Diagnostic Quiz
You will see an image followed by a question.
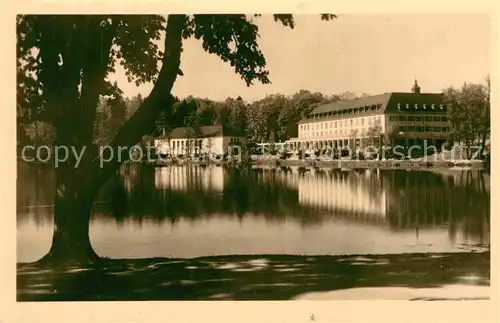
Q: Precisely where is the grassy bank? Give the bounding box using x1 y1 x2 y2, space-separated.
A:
17 251 489 301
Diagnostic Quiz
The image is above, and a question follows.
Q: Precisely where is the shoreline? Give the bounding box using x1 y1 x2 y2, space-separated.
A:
17 251 490 301
146 158 486 170
17 156 487 171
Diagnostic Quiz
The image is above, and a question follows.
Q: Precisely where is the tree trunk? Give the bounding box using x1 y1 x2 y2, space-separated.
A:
466 142 472 160
35 15 186 266
47 193 97 264
38 163 100 266
478 131 488 158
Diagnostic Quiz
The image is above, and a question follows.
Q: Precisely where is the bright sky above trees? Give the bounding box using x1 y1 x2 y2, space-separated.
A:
108 14 490 101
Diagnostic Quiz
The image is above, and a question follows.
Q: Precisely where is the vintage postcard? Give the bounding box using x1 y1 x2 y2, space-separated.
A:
2 0 499 322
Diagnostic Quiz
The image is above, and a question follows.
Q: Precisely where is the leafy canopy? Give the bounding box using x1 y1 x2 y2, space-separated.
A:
443 81 490 143
17 14 336 130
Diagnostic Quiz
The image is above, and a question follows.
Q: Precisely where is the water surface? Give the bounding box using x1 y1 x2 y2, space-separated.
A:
17 163 490 263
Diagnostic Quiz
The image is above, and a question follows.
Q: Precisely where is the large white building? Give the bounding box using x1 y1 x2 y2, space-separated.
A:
285 82 450 152
154 125 245 157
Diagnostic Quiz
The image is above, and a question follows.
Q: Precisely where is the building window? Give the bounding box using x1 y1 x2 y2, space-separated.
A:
441 116 447 122
361 118 364 125
398 126 405 132
442 127 448 132
407 126 415 132
334 121 337 128
415 116 422 121
425 116 432 121
433 116 440 121
433 126 440 132
416 126 423 132
425 126 431 132
397 116 405 121
350 120 353 126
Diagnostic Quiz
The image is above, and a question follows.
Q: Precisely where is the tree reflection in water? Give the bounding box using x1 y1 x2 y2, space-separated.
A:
96 164 490 245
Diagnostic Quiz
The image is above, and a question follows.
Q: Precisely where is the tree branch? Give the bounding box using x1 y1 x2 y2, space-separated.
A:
78 16 116 144
89 14 186 194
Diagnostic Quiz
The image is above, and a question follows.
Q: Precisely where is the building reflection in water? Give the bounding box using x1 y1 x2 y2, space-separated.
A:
297 169 387 220
154 165 227 192
248 166 489 245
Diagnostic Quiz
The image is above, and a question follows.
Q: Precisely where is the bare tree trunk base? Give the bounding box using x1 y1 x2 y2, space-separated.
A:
36 247 101 268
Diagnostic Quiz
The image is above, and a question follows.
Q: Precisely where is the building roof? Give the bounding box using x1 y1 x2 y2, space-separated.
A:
299 92 445 124
157 125 237 139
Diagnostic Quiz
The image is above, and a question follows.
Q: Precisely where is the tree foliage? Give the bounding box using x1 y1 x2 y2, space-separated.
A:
17 14 337 149
443 78 490 159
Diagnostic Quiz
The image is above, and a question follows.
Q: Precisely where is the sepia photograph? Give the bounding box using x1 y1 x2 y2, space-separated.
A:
15 11 492 307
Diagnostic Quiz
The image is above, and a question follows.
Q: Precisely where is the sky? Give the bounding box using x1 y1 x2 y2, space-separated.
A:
109 14 491 102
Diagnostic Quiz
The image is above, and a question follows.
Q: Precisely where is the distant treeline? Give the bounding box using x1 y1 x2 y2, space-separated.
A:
17 90 360 148
17 78 491 160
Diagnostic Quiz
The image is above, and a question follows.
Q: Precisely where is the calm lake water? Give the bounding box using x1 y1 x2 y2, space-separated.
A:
17 162 490 263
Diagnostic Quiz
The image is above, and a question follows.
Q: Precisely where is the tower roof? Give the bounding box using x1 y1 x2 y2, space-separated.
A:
412 79 421 93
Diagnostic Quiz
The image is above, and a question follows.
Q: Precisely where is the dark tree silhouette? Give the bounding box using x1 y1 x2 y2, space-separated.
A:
17 14 336 265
